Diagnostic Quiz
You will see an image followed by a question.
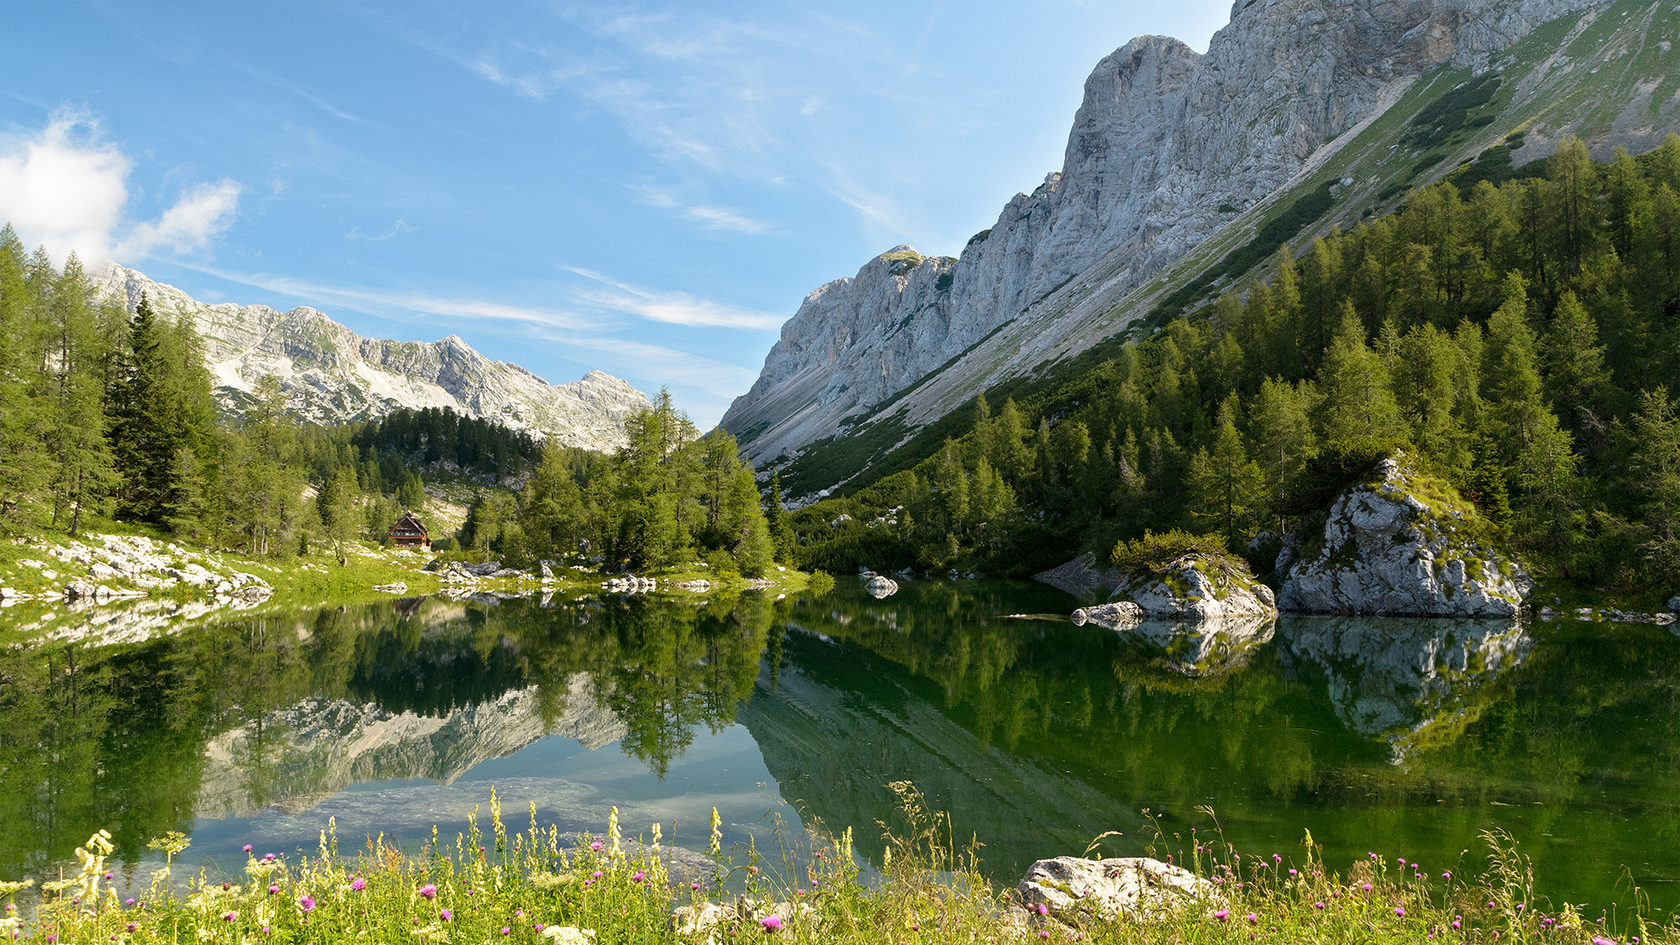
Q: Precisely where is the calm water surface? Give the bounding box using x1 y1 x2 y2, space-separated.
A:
2 581 1678 910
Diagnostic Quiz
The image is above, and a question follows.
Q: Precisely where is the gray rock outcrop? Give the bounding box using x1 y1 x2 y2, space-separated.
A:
1280 456 1531 616
1100 552 1276 621
863 574 899 599
1017 856 1215 921
97 265 650 453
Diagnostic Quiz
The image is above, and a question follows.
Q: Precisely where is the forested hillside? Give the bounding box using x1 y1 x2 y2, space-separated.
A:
0 230 776 576
793 135 1680 600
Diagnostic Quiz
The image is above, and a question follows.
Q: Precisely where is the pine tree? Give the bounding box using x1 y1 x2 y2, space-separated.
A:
44 255 116 536
1318 303 1406 444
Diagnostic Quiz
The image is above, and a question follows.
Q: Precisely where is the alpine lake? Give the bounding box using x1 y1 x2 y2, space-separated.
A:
3 578 1679 913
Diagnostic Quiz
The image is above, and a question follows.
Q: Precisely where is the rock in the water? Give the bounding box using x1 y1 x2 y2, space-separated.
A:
1280 455 1530 616
863 575 899 598
1017 856 1214 921
373 582 407 594
1071 600 1144 629
1668 593 1680 613
1110 553 1275 620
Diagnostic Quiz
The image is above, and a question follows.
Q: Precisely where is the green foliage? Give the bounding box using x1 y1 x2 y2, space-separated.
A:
1110 529 1230 578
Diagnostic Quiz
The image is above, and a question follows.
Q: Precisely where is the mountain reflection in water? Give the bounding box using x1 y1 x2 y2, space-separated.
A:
2 581 1678 911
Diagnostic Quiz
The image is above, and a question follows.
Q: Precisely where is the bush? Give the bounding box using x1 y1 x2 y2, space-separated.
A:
1110 528 1230 577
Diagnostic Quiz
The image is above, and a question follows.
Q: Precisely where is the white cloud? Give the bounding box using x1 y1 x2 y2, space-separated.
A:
347 218 416 242
115 179 241 259
564 266 784 330
631 185 773 235
0 110 240 266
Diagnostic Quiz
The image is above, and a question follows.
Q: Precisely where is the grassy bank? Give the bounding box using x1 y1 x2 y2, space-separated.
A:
0 523 808 611
4 794 1668 945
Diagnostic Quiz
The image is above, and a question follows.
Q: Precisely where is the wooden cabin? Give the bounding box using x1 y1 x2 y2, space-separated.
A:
388 511 430 550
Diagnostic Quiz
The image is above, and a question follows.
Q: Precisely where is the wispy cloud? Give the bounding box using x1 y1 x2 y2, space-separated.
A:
175 263 600 334
0 110 241 266
564 266 784 330
631 185 774 234
347 218 416 242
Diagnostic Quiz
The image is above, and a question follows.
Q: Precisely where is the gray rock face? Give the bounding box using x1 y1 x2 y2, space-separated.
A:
1108 553 1277 620
723 0 1608 484
96 265 650 453
1017 856 1214 921
1280 457 1531 616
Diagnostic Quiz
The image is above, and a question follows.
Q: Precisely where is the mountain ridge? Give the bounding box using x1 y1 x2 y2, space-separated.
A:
722 0 1672 498
96 265 651 453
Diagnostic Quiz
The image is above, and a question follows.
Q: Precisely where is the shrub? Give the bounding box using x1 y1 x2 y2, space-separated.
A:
1110 528 1230 577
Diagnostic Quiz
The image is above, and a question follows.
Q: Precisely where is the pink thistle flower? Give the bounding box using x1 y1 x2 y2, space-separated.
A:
351 878 366 891
1214 910 1230 922
760 916 783 933
299 897 315 914
590 841 602 852
1395 907 1406 918
419 884 437 900
440 910 452 922
243 845 252 853
1036 904 1048 917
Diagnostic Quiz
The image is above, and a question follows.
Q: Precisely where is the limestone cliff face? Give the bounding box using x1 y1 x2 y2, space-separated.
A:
723 0 1609 481
96 265 650 453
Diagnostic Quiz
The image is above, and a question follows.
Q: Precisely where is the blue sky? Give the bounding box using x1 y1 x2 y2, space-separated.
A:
0 1 1230 427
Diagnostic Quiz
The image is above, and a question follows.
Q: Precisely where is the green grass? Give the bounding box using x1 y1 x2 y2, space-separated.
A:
6 793 1673 945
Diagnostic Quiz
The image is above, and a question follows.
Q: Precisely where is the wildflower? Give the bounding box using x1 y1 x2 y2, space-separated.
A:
419 884 437 900
1039 933 1049 941
1452 920 1462 930
709 807 723 858
591 871 602 879
300 897 316 914
1442 871 1452 880
268 886 278 895
1289 868 1297 876
1592 938 1617 945
1396 907 1406 918
223 912 237 922
633 871 645 882
691 882 700 891
1215 910 1230 922
502 928 512 936
125 924 137 934
590 841 602 852
440 910 452 922
1273 854 1282 863
1313 902 1325 910
243 845 253 853
1245 913 1258 925
760 916 783 933
351 878 366 891
1036 904 1049 917
1361 883 1372 892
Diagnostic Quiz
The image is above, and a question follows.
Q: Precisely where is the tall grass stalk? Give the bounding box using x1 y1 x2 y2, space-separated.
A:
3 794 1675 944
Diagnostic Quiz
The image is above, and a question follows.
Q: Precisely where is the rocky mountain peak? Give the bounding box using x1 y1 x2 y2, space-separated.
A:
723 0 1618 490
95 265 651 452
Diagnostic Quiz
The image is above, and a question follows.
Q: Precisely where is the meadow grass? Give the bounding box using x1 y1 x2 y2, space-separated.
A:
2 790 1671 945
